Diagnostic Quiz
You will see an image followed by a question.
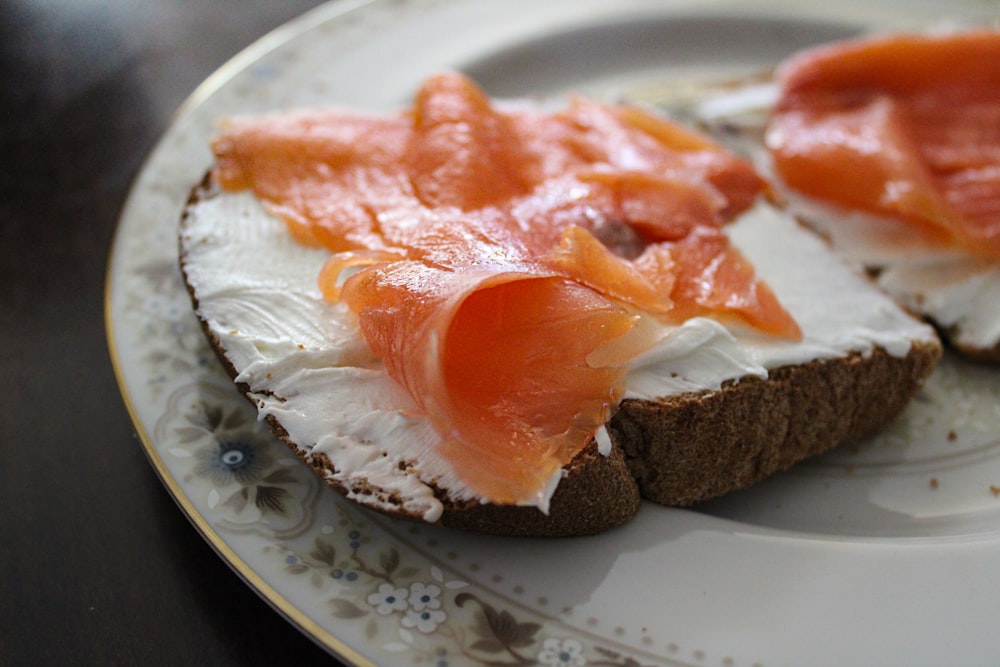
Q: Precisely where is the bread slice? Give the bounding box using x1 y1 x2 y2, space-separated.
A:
667 75 1000 362
180 172 939 537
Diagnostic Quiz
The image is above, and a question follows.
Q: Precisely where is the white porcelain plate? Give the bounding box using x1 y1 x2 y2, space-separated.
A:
107 1 1000 665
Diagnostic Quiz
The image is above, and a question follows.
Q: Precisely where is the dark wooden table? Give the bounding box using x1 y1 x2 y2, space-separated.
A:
2 2 347 664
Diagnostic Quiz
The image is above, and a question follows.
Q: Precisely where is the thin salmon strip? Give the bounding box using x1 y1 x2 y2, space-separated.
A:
653 226 801 339
546 225 674 316
212 110 415 251
212 72 798 505
767 31 1000 259
406 72 534 210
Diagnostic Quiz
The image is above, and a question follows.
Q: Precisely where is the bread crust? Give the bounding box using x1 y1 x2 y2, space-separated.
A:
941 327 1000 364
611 342 940 506
179 177 941 537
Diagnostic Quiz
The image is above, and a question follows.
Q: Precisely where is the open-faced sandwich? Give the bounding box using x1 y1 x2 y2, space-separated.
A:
674 30 1000 362
180 72 940 537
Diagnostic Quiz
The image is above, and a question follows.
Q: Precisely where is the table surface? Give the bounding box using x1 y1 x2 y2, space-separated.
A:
1 1 348 664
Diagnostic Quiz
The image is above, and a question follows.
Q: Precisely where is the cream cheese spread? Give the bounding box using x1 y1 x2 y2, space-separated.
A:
778 194 1000 354
181 188 936 520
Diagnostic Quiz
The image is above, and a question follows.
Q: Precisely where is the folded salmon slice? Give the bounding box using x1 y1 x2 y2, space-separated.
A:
767 31 1000 259
340 247 636 506
212 72 798 506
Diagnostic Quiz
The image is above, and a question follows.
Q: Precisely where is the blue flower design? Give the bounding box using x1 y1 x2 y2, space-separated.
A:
538 638 586 666
408 582 442 611
194 440 272 485
367 583 409 615
401 607 447 633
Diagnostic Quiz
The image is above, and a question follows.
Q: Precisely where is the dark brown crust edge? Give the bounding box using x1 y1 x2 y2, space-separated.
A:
612 341 941 506
179 176 942 537
940 326 1000 363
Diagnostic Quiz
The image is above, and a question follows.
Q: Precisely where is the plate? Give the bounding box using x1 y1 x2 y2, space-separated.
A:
106 1 1000 665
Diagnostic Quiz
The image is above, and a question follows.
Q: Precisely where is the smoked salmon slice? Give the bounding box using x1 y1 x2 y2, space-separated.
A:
339 247 636 506
767 31 1000 259
212 72 799 506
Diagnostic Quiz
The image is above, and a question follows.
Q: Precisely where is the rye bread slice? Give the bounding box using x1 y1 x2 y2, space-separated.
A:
179 174 941 537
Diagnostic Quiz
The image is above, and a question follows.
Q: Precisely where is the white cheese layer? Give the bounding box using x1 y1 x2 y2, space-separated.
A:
779 194 1000 354
181 189 936 521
